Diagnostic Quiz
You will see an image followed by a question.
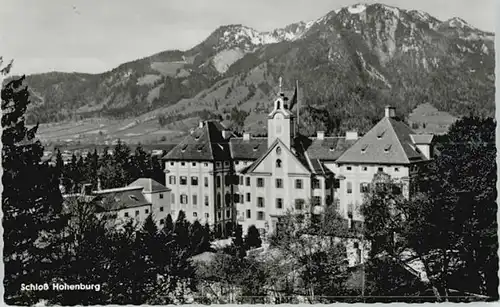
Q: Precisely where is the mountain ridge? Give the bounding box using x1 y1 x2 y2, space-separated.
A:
9 2 494 143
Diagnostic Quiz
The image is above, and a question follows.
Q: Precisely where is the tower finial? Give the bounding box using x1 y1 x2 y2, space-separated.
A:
278 76 283 94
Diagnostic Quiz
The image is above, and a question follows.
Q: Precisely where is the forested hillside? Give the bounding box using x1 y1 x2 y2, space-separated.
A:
12 3 494 137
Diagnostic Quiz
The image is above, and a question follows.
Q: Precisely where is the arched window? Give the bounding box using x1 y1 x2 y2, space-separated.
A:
225 193 231 206
276 146 282 155
276 100 281 109
276 159 282 168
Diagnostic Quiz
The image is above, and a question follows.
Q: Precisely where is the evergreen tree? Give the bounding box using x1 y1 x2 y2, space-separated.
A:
198 222 213 252
2 75 66 304
129 143 149 180
163 214 174 234
174 210 190 249
189 220 204 254
244 225 262 249
55 148 64 177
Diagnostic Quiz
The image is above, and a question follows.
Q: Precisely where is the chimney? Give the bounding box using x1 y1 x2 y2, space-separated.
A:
199 121 204 128
317 131 325 140
385 105 396 118
243 132 251 141
346 131 358 140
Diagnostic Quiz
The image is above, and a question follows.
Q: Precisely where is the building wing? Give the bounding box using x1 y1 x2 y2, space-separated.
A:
336 117 428 165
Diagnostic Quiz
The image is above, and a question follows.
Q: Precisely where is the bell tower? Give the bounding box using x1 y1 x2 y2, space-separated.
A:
267 77 295 148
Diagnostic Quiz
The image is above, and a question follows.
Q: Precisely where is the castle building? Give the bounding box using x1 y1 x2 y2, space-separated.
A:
163 86 434 237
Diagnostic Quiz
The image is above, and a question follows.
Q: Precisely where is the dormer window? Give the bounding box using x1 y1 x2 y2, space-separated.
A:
253 145 259 151
377 131 385 139
181 144 188 152
384 144 392 152
276 159 282 168
129 195 139 202
361 144 368 153
329 147 335 152
197 145 203 152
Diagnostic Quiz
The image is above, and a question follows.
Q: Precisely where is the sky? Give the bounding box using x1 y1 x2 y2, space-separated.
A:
0 0 496 75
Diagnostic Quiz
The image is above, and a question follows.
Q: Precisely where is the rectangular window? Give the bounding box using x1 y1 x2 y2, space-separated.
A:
180 176 187 185
239 176 243 185
205 213 209 218
257 197 265 208
295 199 304 210
240 194 244 204
124 212 129 217
192 162 197 167
312 178 320 189
347 182 353 194
135 210 139 217
169 176 176 184
205 195 209 206
191 176 198 186
159 193 164 199
181 162 185 166
180 194 188 204
276 198 283 209
378 167 384 172
295 179 303 189
226 210 231 218
361 183 370 193
218 212 221 219
171 193 175 204
246 193 251 202
346 166 352 171
362 166 368 171
276 178 283 188
216 176 221 188
257 178 264 187
257 211 265 220
224 175 230 186
394 167 400 172
224 161 229 167
216 162 221 168
193 212 198 218
233 194 240 203
160 219 164 225
145 209 149 214
235 161 239 165
192 194 198 205
160 206 164 212
204 177 208 187
246 209 251 219
170 162 174 166
246 177 250 186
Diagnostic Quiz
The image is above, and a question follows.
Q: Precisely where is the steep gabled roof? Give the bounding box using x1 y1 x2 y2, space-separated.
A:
163 120 231 161
241 138 311 175
128 178 170 193
229 137 268 160
305 137 358 161
336 117 428 165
